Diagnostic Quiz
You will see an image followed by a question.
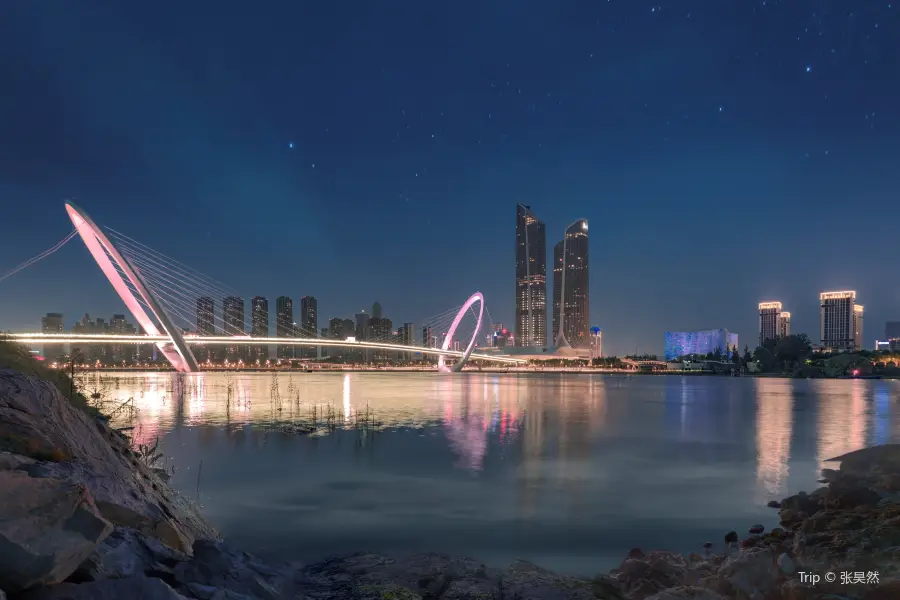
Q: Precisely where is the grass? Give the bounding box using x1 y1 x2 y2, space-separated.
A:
0 337 99 417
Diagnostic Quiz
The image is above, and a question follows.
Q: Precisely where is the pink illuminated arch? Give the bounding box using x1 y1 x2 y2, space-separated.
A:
438 292 484 373
65 202 199 372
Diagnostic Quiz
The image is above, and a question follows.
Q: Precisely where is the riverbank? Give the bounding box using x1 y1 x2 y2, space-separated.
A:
1 362 896 599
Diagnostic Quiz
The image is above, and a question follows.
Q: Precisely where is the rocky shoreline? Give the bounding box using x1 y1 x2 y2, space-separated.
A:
1 367 897 599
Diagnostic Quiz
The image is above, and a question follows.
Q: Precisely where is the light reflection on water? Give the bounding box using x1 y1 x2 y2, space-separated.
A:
84 372 900 575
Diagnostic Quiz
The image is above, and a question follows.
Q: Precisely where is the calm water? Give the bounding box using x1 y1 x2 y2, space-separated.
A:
89 372 900 575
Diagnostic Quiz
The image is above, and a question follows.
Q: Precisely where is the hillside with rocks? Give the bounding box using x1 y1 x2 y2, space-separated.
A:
0 360 897 599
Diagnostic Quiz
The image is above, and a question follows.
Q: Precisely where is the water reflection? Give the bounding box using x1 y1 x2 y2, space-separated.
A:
753 379 793 500
82 372 900 574
815 380 869 474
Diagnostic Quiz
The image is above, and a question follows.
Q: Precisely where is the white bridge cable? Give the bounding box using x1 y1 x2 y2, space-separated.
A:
105 228 499 354
115 238 322 339
105 227 242 297
0 230 78 284
113 238 240 307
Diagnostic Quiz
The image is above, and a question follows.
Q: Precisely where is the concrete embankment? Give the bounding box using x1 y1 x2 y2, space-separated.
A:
1 362 897 599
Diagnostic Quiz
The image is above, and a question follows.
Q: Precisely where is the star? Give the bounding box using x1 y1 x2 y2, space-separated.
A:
805 65 812 73
288 142 295 149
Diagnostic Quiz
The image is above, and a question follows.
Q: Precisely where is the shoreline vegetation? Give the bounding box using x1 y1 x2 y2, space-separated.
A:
0 339 896 599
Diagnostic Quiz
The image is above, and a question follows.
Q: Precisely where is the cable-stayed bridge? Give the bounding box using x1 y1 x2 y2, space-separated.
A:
3 203 526 372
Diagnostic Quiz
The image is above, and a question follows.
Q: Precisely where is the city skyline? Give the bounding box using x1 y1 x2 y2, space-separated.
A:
1 3 899 356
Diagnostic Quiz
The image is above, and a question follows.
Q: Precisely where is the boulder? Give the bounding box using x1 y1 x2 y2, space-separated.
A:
16 576 189 599
644 586 730 600
68 526 188 584
172 539 294 599
498 560 621 600
0 470 112 592
0 371 218 554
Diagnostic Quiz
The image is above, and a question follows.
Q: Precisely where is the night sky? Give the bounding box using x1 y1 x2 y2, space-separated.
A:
1 1 899 356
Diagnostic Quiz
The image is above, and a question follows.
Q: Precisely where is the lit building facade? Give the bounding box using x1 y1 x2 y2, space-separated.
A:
664 329 739 361
515 204 547 347
41 312 65 363
251 296 269 361
276 296 293 359
779 312 791 338
758 302 782 346
854 305 864 351
300 296 318 358
552 219 589 348
223 296 245 362
820 291 862 352
195 296 215 362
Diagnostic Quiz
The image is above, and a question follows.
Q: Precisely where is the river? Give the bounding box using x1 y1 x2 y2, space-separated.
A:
84 371 900 575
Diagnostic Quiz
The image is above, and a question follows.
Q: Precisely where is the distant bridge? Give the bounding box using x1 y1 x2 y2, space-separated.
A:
8 203 526 372
9 333 526 366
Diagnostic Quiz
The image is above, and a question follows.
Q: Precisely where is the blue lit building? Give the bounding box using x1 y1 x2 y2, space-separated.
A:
664 329 738 361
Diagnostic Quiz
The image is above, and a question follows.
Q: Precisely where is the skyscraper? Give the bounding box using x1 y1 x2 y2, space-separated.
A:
251 296 269 361
758 302 782 346
779 312 791 338
276 296 293 359
820 291 863 352
300 296 318 359
196 296 215 362
372 301 383 319
223 296 245 362
552 219 589 348
41 312 64 363
196 297 215 335
515 204 547 347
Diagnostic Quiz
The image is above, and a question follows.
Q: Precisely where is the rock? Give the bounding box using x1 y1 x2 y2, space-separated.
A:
644 586 730 600
0 451 38 471
68 526 188 584
173 539 293 600
776 552 795 574
718 548 779 600
16 576 189 599
749 524 765 535
724 531 738 545
0 370 218 553
500 560 622 599
826 444 900 474
767 500 782 508
0 470 112 592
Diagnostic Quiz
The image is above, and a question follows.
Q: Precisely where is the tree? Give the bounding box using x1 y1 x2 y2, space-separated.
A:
753 346 775 372
743 345 753 365
732 345 741 365
712 347 723 361
774 334 813 366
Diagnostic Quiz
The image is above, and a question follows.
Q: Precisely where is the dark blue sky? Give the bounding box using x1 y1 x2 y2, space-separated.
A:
1 1 899 355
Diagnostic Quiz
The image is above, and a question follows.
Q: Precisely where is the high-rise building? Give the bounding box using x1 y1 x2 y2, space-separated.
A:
885 322 900 340
372 301 383 319
515 204 547 347
820 291 862 352
552 219 589 348
779 312 791 338
41 312 65 363
758 302 783 346
195 297 215 362
196 297 215 335
664 329 739 361
109 314 136 363
422 325 434 348
276 296 294 359
223 296 245 362
251 296 269 361
300 296 318 358
552 241 563 345
854 305 864 351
